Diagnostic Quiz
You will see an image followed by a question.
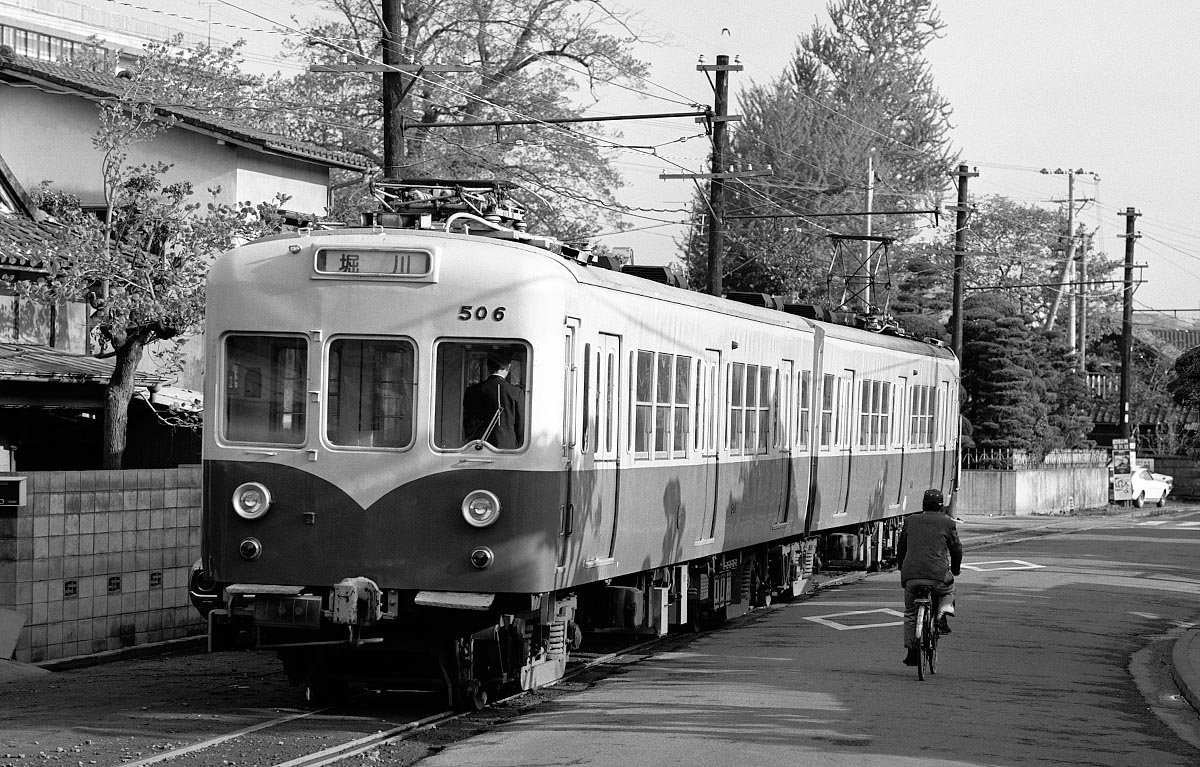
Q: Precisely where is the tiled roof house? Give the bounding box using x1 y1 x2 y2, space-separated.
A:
0 52 371 469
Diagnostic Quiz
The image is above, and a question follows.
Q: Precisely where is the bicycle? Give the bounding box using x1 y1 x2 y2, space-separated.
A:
912 586 941 680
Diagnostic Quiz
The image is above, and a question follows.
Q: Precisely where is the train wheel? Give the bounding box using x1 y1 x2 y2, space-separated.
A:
453 680 488 712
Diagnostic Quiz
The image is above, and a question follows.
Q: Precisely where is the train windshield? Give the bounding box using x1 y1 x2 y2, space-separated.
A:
433 341 529 451
222 335 308 445
326 338 416 449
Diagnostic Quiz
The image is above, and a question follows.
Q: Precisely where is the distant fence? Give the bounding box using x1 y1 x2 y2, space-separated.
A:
958 449 1110 516
962 449 1109 471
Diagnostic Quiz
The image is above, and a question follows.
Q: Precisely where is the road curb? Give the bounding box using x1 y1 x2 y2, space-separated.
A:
1171 628 1200 715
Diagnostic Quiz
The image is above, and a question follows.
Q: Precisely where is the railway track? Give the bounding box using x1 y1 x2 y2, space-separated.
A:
116 633 681 767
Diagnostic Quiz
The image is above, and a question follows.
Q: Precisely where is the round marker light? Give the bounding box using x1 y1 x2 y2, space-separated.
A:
461 490 501 528
232 482 272 520
239 537 263 561
469 547 494 570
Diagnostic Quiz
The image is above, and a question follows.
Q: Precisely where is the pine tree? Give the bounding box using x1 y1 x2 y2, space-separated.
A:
961 294 1046 453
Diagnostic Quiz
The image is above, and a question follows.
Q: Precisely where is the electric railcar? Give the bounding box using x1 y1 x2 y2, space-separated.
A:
190 181 959 708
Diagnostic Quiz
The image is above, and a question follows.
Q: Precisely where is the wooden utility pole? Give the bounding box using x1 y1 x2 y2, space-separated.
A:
949 163 977 360
704 54 733 297
1118 207 1141 440
381 0 405 178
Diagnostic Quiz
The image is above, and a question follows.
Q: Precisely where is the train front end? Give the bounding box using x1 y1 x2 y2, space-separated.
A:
190 206 579 707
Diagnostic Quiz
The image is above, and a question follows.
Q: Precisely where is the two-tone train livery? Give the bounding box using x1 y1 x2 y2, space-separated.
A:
190 180 959 708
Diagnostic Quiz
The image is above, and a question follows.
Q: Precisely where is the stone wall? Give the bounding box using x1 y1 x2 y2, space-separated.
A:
957 466 1109 516
0 468 203 663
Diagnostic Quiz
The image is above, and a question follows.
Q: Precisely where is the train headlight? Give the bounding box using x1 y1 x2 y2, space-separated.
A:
232 482 272 520
461 490 501 528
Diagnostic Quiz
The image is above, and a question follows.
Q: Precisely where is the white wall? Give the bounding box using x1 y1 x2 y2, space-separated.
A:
0 82 331 212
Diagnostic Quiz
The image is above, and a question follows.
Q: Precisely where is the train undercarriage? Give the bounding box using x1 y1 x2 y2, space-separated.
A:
191 520 903 710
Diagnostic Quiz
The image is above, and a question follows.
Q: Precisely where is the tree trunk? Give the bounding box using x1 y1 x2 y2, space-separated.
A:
102 339 145 470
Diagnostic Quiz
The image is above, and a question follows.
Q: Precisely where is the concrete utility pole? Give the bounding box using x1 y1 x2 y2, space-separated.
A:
949 164 977 360
1118 207 1141 440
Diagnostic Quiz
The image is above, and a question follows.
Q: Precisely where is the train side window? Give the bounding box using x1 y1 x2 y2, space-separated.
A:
433 340 529 450
909 384 935 446
634 350 692 460
673 355 691 457
880 381 892 449
634 350 654 458
819 373 835 449
744 364 759 452
581 344 592 453
728 362 745 455
756 365 771 454
326 338 415 449
223 334 308 445
797 370 811 451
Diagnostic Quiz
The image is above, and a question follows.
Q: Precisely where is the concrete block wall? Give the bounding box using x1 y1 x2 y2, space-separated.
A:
0 468 204 663
958 466 1109 516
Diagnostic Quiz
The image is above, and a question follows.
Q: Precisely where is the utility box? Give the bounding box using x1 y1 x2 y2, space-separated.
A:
0 477 26 508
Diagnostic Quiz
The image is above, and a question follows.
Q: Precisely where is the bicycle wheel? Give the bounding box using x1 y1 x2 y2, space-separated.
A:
925 621 938 675
914 603 928 681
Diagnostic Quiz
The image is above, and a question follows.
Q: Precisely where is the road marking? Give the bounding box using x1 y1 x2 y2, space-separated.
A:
1138 520 1169 526
962 559 1044 571
802 608 904 631
1177 521 1200 528
1131 611 1162 619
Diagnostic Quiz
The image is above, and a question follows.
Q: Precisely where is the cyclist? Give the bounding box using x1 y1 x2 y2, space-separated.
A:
899 488 962 667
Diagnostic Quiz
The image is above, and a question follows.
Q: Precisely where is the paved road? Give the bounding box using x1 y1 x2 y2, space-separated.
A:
418 507 1200 767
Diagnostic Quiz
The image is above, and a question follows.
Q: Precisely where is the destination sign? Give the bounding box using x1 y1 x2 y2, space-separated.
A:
315 248 432 276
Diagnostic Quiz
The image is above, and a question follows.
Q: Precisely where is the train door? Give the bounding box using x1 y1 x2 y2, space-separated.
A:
831 368 856 516
559 322 579 569
774 360 794 525
936 377 951 490
579 332 621 565
894 375 908 507
696 349 721 543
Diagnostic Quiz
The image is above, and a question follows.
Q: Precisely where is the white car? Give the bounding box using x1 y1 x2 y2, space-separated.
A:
1128 467 1172 508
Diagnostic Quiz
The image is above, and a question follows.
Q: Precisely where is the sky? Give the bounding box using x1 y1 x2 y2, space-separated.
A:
95 0 1200 320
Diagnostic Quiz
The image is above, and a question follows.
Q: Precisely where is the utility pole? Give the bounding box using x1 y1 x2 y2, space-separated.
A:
703 54 733 297
310 2 469 180
1043 168 1098 344
1046 170 1075 333
1118 207 1141 440
381 0 405 178
949 163 977 360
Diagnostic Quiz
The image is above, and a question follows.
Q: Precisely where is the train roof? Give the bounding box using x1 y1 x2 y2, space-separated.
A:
234 177 954 362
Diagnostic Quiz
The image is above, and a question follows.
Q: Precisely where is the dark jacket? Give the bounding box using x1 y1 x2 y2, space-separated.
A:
898 511 963 585
462 374 525 448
